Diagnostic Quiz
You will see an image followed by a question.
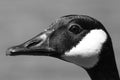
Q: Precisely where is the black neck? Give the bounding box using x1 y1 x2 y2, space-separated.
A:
86 42 120 80
87 57 119 80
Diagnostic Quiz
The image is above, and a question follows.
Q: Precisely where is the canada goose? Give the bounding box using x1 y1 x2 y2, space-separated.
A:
6 15 120 80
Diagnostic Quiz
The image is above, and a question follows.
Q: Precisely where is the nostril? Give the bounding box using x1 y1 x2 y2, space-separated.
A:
26 40 42 48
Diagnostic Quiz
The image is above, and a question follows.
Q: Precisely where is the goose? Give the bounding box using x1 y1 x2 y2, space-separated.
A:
6 15 120 80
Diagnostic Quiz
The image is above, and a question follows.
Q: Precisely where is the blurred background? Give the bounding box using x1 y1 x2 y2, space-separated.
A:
0 0 120 80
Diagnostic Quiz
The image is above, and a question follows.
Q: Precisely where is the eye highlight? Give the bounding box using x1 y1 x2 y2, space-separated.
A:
69 24 82 34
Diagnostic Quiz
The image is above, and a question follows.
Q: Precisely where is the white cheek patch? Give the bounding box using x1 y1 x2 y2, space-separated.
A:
65 29 107 57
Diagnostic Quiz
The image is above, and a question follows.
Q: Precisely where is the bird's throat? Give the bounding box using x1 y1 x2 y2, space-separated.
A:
86 50 120 80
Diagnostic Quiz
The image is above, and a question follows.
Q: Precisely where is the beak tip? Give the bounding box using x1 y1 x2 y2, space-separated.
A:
6 47 16 56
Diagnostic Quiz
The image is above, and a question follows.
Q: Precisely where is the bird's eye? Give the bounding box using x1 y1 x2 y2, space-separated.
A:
69 24 82 34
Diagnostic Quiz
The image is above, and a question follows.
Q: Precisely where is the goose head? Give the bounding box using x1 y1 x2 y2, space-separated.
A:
6 15 119 80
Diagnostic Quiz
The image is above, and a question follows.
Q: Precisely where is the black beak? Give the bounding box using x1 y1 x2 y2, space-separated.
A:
6 29 57 56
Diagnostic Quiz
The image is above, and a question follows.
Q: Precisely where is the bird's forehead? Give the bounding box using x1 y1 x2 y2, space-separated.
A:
48 15 99 31
48 19 66 30
48 15 82 30
61 15 83 20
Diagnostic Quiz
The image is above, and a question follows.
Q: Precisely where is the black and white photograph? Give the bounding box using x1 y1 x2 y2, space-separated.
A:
0 0 120 80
